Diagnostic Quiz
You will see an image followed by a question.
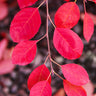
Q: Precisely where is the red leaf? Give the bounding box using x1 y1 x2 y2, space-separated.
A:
17 0 38 9
61 64 89 86
64 0 70 2
12 40 37 65
82 81 94 96
0 3 8 20
0 39 8 60
0 48 15 75
0 59 15 75
0 0 6 2
10 8 41 42
30 81 52 96
55 2 80 29
88 0 96 3
3 48 13 60
27 64 51 90
53 28 83 60
63 80 87 96
93 0 96 3
83 12 94 42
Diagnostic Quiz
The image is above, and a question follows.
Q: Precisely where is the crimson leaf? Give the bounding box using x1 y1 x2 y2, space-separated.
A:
83 12 94 42
61 63 89 86
17 0 38 9
10 8 41 42
55 2 80 28
27 64 51 90
63 80 87 96
53 28 83 60
30 81 52 96
12 40 37 65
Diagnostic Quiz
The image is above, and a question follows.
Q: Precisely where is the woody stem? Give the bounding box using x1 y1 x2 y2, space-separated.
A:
46 0 54 73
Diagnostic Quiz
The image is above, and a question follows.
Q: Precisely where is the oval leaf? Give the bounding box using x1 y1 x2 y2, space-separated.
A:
30 81 52 96
63 80 87 96
55 2 80 28
10 8 41 42
0 39 8 60
17 0 38 9
83 12 94 42
27 64 51 90
53 28 83 60
61 63 89 86
12 40 37 65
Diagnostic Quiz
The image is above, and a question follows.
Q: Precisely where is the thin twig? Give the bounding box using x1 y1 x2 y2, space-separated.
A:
48 15 56 28
37 0 46 9
51 58 61 67
83 0 86 13
74 0 77 3
44 55 49 64
36 34 47 43
53 71 64 80
46 0 54 73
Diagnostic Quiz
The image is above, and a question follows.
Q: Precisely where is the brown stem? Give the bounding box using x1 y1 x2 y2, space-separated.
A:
44 55 49 64
46 0 54 73
53 71 64 80
37 0 46 9
83 0 86 13
51 58 61 67
36 34 47 43
48 15 56 28
74 0 77 3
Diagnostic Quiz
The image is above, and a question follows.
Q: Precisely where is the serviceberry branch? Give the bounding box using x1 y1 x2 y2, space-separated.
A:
9 0 92 95
46 0 54 73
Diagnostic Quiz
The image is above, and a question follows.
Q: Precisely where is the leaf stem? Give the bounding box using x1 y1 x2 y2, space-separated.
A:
44 55 49 64
37 0 46 9
48 15 56 28
83 0 86 13
74 0 77 3
36 34 47 43
53 71 64 80
51 58 61 67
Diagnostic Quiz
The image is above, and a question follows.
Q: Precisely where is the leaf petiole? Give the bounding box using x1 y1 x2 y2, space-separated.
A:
53 70 64 80
44 55 49 64
36 34 47 43
37 0 46 9
51 58 61 67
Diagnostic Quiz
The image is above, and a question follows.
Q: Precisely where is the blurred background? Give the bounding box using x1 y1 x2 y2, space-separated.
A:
0 0 96 96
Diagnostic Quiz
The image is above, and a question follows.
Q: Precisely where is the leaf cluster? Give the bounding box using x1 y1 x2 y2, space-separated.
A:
9 0 95 95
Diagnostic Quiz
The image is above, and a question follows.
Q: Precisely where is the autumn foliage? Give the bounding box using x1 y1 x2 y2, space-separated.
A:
0 38 15 75
9 0 95 95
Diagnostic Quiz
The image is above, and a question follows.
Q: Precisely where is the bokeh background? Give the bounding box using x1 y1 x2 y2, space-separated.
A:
0 0 96 96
